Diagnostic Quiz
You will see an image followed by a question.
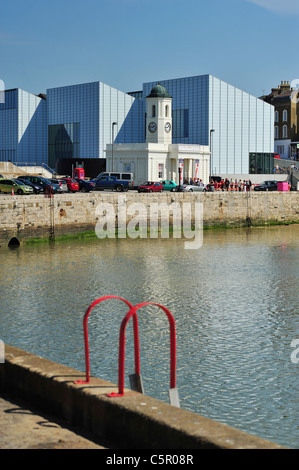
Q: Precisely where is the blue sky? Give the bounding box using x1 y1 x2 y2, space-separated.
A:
0 0 298 97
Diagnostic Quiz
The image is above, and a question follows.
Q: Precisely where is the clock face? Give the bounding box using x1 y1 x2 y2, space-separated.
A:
148 122 157 133
165 122 171 133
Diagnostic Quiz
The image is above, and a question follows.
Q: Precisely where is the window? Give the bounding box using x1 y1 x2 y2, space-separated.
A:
123 164 131 172
249 153 274 174
158 163 164 179
274 111 278 122
152 105 156 118
165 105 169 117
283 125 288 138
274 126 278 139
283 110 288 121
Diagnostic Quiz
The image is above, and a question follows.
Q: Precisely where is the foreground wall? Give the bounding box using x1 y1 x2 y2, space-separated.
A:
0 345 284 449
0 191 298 246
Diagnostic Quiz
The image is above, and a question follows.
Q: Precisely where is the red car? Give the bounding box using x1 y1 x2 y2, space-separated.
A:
61 177 80 192
138 181 163 193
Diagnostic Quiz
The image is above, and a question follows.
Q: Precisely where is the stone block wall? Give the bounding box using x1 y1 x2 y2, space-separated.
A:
0 191 298 247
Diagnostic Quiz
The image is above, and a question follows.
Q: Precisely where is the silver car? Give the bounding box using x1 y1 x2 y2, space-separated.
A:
50 179 68 192
180 184 206 192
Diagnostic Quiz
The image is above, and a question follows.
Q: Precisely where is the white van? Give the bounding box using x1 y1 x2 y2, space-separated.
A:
94 172 134 187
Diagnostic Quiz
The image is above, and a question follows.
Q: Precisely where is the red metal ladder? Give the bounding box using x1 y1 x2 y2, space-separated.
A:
74 295 143 392
107 301 180 408
75 297 180 407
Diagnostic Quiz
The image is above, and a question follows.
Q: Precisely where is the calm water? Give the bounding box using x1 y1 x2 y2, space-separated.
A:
0 226 299 448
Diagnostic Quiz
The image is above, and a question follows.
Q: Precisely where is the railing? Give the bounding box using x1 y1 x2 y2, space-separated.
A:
74 296 180 407
74 296 141 388
11 162 57 176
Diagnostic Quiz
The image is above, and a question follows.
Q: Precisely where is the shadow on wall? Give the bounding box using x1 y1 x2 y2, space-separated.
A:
115 99 144 144
17 98 47 166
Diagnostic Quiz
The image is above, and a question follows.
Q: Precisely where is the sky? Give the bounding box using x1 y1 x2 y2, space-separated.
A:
0 0 298 98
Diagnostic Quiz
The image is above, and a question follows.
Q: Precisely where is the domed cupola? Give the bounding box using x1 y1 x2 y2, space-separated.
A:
146 83 172 99
146 83 172 145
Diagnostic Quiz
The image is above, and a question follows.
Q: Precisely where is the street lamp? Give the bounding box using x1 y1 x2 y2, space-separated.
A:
112 122 117 171
209 129 215 180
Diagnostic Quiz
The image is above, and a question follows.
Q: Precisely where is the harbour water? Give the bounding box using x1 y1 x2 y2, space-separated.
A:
0 225 298 448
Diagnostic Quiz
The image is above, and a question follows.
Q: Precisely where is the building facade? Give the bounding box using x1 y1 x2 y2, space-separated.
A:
107 83 210 185
0 89 47 165
0 74 276 178
47 81 143 174
261 80 299 160
143 75 274 176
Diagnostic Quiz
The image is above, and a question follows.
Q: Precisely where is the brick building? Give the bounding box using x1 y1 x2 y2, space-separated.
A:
261 81 299 160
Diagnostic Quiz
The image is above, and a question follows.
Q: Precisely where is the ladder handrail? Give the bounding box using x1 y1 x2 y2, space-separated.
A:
75 295 140 384
107 302 177 397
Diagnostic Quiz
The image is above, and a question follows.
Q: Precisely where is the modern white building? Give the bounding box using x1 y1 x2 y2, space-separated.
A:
106 84 210 185
143 75 275 177
0 88 47 165
0 74 275 180
46 81 143 175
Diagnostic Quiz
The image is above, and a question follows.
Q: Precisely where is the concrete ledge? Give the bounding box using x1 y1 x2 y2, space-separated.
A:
0 345 285 449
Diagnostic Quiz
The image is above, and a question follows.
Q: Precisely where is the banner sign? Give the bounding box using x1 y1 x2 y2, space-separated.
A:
179 159 184 183
195 159 199 180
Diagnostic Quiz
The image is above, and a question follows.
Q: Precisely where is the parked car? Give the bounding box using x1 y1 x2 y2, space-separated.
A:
18 175 60 193
92 175 130 192
74 178 96 192
61 177 80 192
94 172 134 188
0 178 33 195
160 180 177 191
179 184 206 192
254 180 278 191
15 178 43 194
49 178 68 192
137 182 163 193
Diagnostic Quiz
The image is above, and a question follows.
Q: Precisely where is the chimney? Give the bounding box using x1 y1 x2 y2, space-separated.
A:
280 80 290 91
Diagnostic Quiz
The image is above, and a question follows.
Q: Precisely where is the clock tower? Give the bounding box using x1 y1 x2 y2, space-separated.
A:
146 83 172 145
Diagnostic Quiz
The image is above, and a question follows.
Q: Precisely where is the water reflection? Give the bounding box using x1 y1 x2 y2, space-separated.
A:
0 225 298 448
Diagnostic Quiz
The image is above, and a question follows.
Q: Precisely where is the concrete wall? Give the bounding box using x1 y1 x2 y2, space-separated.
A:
0 191 298 246
0 345 285 449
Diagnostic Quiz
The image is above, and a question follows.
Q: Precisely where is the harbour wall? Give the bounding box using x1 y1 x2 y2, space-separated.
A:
0 191 298 246
0 344 285 449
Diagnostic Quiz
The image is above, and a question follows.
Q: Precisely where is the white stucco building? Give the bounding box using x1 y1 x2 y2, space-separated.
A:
106 84 210 186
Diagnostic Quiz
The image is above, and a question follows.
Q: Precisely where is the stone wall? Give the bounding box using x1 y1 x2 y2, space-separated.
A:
0 191 298 246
